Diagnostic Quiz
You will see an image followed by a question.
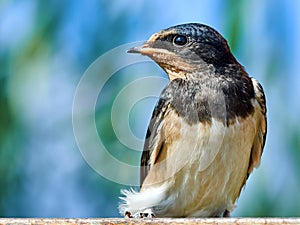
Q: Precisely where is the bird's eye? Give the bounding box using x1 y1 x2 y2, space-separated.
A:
173 35 188 46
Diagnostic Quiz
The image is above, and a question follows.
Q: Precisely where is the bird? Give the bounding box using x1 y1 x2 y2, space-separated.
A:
119 23 267 218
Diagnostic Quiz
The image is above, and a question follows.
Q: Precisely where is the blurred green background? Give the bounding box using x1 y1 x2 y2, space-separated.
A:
0 0 300 217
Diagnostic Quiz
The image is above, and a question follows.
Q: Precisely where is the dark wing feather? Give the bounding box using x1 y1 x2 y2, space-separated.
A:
247 78 267 176
140 98 169 187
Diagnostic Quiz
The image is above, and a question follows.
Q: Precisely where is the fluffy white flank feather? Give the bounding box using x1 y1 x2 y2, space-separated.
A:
119 184 168 216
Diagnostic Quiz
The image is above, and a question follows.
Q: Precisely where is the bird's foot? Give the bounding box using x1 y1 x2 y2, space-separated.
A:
139 208 156 218
124 209 156 218
124 211 133 218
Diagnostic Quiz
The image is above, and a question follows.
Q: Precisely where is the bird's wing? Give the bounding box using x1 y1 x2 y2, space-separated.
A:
247 78 267 176
140 97 169 187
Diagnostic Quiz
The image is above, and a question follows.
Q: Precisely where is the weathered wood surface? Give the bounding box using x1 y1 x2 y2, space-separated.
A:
0 218 300 225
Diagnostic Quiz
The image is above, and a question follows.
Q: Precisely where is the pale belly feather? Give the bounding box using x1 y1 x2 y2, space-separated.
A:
142 113 257 217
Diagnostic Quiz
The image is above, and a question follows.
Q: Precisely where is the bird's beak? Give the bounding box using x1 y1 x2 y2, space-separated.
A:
127 45 144 54
127 43 154 56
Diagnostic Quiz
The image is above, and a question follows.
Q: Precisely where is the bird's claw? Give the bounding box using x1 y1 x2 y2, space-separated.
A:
124 209 156 218
139 212 155 218
124 211 132 218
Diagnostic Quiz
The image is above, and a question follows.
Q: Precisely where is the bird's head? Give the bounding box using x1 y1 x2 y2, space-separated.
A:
128 23 237 80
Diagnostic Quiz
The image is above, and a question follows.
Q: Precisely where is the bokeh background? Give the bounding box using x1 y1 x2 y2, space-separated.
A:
1 0 300 217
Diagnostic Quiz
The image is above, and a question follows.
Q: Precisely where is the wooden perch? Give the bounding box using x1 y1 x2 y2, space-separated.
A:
0 218 300 225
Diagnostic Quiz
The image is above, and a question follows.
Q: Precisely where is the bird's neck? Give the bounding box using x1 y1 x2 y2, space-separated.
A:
163 62 216 81
164 67 188 80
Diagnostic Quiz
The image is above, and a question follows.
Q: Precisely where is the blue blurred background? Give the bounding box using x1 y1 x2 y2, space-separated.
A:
0 0 300 217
